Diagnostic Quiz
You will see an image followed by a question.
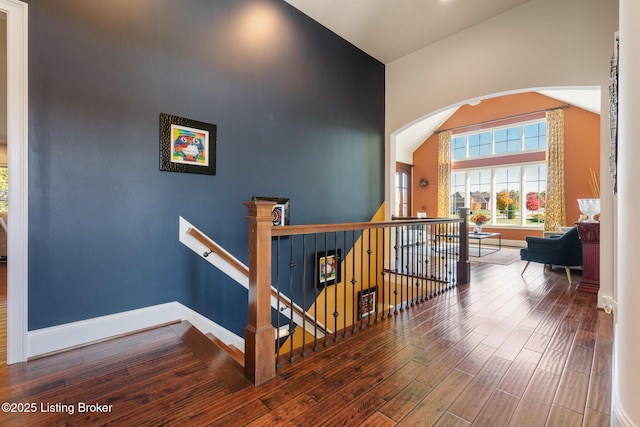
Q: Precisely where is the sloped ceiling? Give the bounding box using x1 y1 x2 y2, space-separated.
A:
284 0 532 64
285 1 601 156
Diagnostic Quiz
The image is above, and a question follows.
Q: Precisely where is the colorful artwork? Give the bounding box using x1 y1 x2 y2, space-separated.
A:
272 204 286 226
316 249 341 288
170 124 209 166
160 113 216 175
252 197 290 226
358 289 377 319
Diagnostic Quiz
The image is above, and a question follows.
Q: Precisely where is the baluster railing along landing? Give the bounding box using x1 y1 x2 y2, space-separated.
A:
244 201 470 385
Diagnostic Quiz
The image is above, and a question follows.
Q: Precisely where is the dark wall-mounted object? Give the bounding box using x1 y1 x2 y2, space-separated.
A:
160 113 217 176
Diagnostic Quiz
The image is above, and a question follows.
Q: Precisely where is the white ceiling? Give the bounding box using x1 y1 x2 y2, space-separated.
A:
284 0 532 64
285 0 602 155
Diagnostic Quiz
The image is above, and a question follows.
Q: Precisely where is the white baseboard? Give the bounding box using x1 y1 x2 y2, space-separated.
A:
27 302 244 358
611 324 636 427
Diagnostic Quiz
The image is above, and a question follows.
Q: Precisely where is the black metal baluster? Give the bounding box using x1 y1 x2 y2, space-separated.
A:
366 229 373 326
393 225 399 315
412 224 417 307
374 228 380 323
333 231 340 343
359 230 365 330
313 234 319 352
381 227 387 321
301 235 307 357
351 229 357 334
342 231 348 338
275 237 282 369
288 236 295 363
323 233 329 347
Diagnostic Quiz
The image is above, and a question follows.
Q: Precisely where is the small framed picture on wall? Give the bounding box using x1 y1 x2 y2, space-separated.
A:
316 249 341 288
358 288 376 319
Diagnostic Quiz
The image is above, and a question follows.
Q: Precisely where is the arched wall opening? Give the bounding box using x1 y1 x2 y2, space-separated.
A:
390 87 601 244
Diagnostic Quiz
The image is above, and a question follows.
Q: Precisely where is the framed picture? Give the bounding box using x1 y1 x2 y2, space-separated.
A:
416 211 428 218
252 196 290 226
316 249 341 288
358 288 376 319
160 113 216 175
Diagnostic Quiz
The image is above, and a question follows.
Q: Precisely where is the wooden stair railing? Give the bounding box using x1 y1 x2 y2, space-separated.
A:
186 227 331 337
244 202 471 385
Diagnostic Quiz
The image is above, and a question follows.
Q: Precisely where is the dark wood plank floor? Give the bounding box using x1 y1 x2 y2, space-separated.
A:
0 260 612 426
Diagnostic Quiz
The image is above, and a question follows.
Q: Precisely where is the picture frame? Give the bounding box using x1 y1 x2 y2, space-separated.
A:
358 288 377 319
160 113 216 175
252 196 290 226
416 211 428 218
316 249 341 288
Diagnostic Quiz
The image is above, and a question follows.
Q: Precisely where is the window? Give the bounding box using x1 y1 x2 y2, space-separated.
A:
469 170 491 219
524 165 546 224
495 167 520 225
450 171 466 216
452 163 546 227
448 118 547 227
452 120 546 160
395 163 411 217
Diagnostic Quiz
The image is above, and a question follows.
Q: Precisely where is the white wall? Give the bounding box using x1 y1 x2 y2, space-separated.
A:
615 0 639 425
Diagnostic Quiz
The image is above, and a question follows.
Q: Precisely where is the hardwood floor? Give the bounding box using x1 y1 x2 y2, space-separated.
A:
0 260 612 426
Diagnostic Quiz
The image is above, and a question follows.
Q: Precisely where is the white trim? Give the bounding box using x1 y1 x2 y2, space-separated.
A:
177 303 244 352
612 322 635 427
179 216 329 337
2 0 28 364
178 216 249 288
27 302 245 358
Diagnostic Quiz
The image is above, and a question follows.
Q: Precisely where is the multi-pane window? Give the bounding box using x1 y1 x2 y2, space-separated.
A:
524 165 547 224
468 132 492 157
524 123 546 150
451 120 546 160
468 170 491 220
450 171 466 216
495 167 521 224
451 163 546 227
452 136 466 160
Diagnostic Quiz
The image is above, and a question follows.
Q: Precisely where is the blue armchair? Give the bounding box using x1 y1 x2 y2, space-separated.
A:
520 226 582 284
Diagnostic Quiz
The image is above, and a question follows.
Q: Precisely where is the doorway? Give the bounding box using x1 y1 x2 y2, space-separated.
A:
395 162 412 217
0 10 6 364
2 0 28 364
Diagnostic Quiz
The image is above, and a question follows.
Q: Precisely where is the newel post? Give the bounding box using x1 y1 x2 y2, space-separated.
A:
457 207 471 285
244 200 276 385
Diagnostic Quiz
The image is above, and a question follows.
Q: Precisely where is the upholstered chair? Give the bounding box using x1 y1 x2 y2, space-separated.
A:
520 226 582 284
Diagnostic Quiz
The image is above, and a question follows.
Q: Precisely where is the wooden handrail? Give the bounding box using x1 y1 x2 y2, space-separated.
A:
187 227 250 277
187 227 329 336
270 217 459 237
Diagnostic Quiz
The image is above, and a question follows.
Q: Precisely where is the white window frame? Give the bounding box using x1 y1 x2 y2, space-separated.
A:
451 161 546 228
451 119 546 161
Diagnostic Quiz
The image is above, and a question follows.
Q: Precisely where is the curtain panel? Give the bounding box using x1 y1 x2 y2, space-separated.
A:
437 131 452 218
545 109 566 231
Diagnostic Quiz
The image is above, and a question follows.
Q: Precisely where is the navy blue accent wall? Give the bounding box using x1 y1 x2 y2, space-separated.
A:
26 0 384 335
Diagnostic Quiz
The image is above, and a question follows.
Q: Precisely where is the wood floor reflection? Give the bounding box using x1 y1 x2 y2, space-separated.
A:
0 260 612 426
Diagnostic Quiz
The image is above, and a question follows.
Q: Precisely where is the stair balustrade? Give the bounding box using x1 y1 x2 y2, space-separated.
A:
244 201 470 385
